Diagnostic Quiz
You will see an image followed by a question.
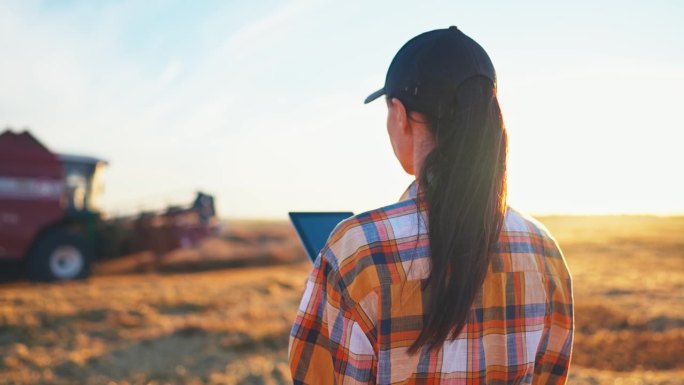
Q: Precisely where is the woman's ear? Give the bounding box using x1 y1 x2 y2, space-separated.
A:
388 98 410 135
386 97 416 175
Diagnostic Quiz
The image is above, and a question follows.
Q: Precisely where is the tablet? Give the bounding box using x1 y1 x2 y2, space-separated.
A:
289 212 354 262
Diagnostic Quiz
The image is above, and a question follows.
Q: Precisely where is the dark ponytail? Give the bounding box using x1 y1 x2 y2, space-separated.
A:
406 76 508 353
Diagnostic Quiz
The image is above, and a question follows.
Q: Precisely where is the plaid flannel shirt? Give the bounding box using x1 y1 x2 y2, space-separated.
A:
289 180 573 384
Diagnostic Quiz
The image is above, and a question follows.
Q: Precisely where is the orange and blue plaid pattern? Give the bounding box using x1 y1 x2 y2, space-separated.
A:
289 181 573 384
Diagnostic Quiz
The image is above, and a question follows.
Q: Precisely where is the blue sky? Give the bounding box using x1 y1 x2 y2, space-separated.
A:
1 0 682 218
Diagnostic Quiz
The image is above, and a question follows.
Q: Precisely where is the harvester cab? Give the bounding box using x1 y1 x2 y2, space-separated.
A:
59 154 107 214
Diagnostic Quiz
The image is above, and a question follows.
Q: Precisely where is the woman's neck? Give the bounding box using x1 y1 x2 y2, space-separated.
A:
412 125 435 182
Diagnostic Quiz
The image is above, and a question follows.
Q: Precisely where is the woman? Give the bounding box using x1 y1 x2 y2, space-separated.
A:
289 26 573 384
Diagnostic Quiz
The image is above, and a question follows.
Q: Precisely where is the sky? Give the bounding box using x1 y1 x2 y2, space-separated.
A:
1 0 682 219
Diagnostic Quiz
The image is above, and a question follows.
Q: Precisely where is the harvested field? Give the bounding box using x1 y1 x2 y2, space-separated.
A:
0 216 683 384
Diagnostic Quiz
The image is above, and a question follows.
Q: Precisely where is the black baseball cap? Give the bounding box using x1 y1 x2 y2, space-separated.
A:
364 26 496 113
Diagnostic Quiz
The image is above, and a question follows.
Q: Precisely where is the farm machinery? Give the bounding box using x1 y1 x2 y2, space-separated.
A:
0 129 218 281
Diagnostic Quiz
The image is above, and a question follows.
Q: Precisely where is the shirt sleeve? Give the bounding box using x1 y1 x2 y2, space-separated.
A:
289 252 377 384
532 235 574 384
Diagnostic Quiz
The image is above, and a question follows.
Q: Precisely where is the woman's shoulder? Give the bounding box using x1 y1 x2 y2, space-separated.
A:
503 205 558 242
501 205 571 279
318 198 426 290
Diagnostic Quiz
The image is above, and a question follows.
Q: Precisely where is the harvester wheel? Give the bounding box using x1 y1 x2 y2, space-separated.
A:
27 229 93 281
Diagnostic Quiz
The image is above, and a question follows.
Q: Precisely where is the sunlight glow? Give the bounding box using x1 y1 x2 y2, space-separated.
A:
1 1 681 218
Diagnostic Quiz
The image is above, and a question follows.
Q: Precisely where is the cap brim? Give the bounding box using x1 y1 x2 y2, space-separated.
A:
364 88 385 104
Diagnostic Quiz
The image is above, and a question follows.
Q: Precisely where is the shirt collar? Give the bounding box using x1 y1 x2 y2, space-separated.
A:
399 179 419 201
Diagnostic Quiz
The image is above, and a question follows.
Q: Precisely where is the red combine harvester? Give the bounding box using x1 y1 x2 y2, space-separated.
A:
0 129 218 281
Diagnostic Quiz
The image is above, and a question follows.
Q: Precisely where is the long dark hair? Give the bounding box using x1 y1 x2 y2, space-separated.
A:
403 76 508 353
